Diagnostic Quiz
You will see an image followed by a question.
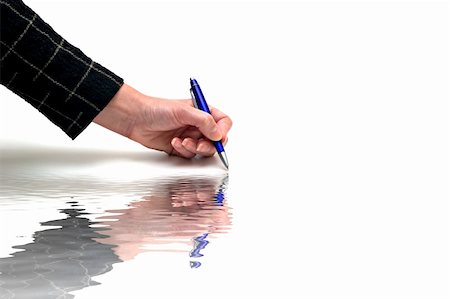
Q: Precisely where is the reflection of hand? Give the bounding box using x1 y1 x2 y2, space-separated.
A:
95 177 231 261
94 84 232 158
170 186 215 208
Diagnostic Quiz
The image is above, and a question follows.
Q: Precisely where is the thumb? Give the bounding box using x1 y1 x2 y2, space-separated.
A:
179 106 222 141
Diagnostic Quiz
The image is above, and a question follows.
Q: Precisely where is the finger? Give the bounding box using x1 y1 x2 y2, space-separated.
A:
223 135 228 146
170 137 196 159
210 106 232 139
182 137 216 157
181 137 198 153
196 139 216 157
175 99 195 106
178 126 203 140
179 124 228 145
177 107 222 141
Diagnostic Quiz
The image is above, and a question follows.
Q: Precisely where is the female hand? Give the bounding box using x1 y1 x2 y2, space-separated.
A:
94 84 232 158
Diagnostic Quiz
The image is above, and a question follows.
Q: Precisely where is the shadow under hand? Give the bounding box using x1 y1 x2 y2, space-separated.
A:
0 143 220 169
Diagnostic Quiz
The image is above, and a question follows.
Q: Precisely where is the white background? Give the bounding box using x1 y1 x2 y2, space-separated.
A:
0 1 449 298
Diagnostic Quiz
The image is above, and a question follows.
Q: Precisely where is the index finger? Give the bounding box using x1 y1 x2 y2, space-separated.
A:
210 106 233 140
177 99 232 140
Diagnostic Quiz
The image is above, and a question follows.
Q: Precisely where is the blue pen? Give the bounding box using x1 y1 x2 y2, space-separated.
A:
190 78 229 169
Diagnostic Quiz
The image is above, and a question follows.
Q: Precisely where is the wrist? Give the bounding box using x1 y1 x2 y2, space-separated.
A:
93 83 141 138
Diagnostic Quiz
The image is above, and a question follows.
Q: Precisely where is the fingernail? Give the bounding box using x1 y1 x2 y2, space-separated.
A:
211 127 222 141
197 143 206 152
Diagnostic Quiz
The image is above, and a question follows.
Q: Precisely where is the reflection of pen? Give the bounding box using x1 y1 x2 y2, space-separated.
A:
190 78 229 169
214 175 228 205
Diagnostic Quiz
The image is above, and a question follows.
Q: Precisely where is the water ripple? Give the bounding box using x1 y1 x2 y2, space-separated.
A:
0 147 232 298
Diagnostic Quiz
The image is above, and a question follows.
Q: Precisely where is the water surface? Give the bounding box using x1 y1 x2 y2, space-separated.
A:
0 146 231 298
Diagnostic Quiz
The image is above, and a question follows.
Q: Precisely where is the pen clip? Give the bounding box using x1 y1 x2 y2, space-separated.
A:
190 88 198 109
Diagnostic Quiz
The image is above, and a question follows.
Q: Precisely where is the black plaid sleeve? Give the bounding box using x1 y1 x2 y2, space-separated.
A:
0 0 124 139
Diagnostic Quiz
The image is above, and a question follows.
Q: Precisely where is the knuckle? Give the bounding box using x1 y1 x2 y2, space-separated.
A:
202 115 215 128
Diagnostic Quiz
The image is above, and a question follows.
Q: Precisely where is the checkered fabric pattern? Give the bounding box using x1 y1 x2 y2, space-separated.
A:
0 0 124 139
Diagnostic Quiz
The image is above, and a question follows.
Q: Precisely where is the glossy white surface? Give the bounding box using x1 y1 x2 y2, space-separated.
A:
0 1 448 298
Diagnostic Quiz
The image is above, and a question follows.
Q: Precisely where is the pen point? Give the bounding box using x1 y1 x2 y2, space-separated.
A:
218 152 229 170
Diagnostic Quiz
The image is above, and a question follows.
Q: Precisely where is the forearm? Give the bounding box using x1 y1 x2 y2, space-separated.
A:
0 0 123 139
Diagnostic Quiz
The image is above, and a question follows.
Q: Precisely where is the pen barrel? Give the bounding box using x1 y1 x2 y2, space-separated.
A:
190 78 225 154
214 140 224 153
190 84 211 114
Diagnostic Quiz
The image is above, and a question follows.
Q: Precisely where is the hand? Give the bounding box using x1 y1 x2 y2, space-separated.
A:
93 84 232 158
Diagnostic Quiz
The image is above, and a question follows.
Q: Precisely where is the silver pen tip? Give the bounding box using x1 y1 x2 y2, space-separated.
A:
219 151 229 170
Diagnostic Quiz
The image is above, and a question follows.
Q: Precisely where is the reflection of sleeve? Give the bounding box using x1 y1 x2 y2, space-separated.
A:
0 0 124 139
0 208 122 297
